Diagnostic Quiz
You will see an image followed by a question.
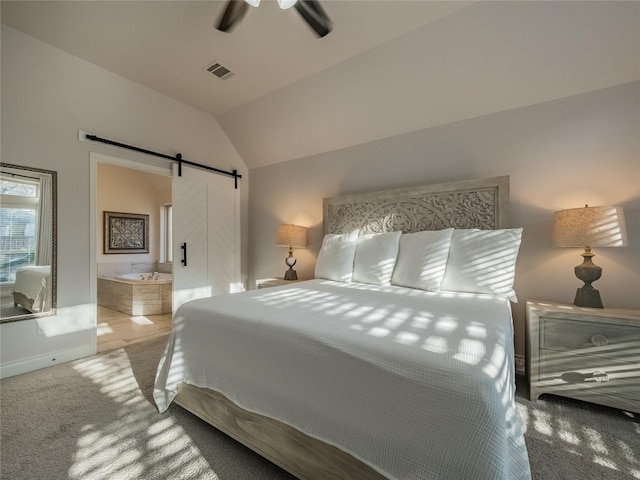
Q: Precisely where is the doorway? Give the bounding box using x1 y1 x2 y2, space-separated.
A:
89 151 241 354
90 153 173 353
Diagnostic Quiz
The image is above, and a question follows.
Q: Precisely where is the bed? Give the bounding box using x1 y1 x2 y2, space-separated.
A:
154 176 532 480
12 265 51 313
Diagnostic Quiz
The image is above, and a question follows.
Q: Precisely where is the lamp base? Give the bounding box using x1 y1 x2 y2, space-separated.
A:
574 284 603 308
284 248 298 280
573 248 604 308
284 268 298 281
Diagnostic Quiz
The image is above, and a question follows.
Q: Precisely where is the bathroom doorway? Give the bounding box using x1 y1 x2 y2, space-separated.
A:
92 155 173 353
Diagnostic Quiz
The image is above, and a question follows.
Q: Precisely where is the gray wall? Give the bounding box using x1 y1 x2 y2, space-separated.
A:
249 81 640 356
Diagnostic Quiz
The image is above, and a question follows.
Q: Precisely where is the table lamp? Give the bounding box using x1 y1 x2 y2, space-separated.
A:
552 205 627 308
276 224 307 280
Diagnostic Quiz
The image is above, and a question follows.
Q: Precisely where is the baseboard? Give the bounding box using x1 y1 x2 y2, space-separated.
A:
515 354 525 376
0 345 93 379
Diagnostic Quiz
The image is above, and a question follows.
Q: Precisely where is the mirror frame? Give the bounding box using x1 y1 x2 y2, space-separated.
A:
0 163 57 323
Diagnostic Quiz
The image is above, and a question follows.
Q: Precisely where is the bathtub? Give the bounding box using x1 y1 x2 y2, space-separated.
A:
116 272 173 283
98 273 173 316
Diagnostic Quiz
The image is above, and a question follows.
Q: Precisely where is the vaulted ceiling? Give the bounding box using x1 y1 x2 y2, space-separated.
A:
2 1 639 169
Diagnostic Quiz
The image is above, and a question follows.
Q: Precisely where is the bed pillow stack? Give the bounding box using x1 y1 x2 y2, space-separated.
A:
315 227 523 300
315 230 402 285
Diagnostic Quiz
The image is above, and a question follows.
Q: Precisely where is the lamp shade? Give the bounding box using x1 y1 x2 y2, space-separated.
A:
552 205 627 248
276 224 307 248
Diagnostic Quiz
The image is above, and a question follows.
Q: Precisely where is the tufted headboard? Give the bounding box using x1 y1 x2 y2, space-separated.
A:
323 176 509 235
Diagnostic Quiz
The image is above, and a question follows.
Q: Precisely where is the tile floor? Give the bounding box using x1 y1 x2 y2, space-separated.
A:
97 305 172 353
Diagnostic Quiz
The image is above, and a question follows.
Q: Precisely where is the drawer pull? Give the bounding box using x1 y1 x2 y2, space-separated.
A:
591 334 608 346
592 371 610 383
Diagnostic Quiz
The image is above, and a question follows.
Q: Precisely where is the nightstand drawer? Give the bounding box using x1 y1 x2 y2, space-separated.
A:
538 350 640 411
541 317 640 360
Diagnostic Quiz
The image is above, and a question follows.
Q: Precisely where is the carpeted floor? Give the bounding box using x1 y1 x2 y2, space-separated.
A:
1 335 638 480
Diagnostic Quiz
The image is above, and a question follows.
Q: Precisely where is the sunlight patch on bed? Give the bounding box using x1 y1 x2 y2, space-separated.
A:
368 327 391 337
495 350 511 402
410 314 433 329
257 288 335 309
435 316 458 333
466 322 487 339
345 305 375 318
482 343 506 379
363 305 392 324
395 331 421 345
422 335 448 353
383 308 411 328
453 338 486 365
326 301 358 317
165 342 186 389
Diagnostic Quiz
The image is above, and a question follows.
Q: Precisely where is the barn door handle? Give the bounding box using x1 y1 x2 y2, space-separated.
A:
181 242 187 266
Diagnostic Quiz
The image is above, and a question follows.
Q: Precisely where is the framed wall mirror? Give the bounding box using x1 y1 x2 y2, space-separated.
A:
0 163 57 323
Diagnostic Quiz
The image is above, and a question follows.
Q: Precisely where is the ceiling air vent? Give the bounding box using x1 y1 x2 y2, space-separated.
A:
204 61 234 80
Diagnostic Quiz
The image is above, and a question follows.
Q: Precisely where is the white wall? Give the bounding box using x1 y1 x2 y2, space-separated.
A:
0 26 249 377
249 81 640 357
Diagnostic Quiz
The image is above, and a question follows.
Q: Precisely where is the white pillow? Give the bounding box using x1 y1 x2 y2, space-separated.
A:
315 230 359 282
440 228 523 301
391 228 454 291
352 231 402 285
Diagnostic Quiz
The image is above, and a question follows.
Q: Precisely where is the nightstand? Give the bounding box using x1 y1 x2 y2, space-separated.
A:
256 278 303 289
526 300 640 413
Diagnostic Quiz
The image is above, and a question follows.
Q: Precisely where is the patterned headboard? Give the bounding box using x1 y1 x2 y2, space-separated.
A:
323 176 509 235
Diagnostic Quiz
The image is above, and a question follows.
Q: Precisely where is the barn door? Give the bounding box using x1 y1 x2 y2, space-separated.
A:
172 164 240 313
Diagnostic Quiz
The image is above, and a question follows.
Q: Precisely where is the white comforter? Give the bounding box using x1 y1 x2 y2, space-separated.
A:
154 280 531 480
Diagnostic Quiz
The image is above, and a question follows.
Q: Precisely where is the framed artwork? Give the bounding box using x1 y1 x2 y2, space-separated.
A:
104 211 149 254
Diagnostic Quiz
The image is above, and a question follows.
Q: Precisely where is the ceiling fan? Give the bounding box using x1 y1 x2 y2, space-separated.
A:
216 0 333 38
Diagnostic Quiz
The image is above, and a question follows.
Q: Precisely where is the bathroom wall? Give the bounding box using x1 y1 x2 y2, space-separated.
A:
96 163 172 276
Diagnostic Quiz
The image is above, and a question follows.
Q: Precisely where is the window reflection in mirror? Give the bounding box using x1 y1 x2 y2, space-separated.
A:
0 163 56 322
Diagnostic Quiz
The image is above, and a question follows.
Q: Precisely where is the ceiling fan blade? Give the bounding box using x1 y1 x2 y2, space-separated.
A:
294 0 332 38
216 0 250 32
